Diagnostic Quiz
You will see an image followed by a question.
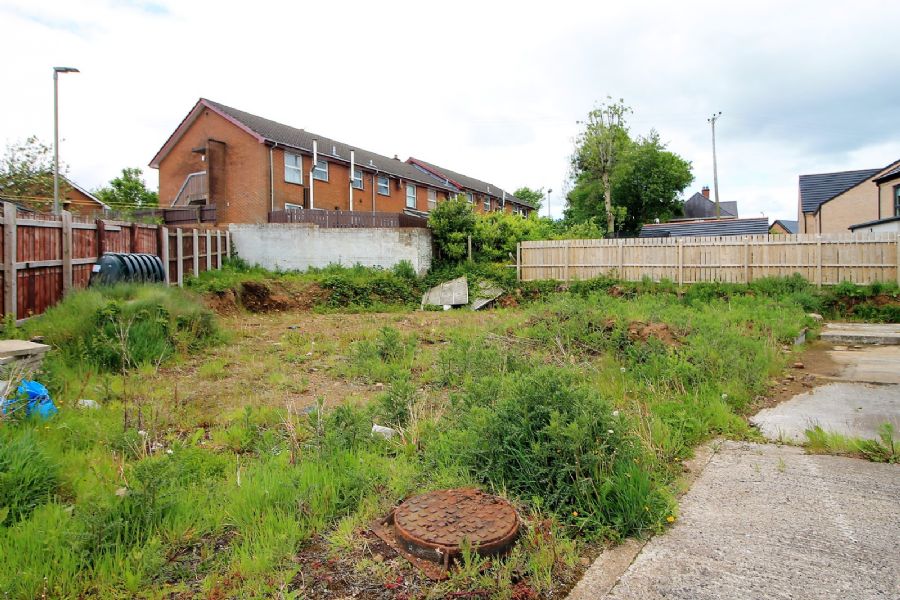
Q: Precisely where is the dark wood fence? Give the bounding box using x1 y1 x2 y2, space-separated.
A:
268 208 428 229
2 202 229 320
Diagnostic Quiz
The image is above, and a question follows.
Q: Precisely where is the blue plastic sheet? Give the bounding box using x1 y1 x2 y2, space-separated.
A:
0 380 58 418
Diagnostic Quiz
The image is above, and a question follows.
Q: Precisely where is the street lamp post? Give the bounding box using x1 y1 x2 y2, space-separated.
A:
546 188 553 219
707 111 722 219
53 66 79 215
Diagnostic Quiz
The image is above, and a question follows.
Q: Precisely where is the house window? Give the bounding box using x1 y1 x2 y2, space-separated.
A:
352 167 363 190
284 152 302 184
895 185 900 217
313 159 329 181
428 189 437 210
406 184 417 209
377 175 390 196
285 202 302 210
466 192 474 204
483 195 491 212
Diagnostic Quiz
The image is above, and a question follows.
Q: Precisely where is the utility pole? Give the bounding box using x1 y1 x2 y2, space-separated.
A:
53 66 79 215
708 111 722 219
546 188 552 219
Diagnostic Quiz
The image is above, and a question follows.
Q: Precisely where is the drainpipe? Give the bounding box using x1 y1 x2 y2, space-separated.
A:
371 170 377 213
349 149 355 212
310 139 317 210
268 144 275 212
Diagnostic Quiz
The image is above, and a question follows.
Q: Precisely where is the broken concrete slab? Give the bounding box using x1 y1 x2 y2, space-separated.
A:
0 339 50 358
826 345 900 384
421 276 468 308
820 322 900 345
0 339 51 375
750 382 900 442
470 280 504 311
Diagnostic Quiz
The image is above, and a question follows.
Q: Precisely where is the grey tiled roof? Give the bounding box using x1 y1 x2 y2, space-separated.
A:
798 168 880 214
874 164 900 184
203 99 458 193
639 217 770 238
407 157 531 208
772 219 798 234
681 192 738 219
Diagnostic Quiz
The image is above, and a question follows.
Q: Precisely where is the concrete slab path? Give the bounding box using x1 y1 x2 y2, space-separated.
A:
589 442 900 600
820 322 900 345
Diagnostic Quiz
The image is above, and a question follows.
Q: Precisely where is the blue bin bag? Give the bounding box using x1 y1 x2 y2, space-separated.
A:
14 380 58 418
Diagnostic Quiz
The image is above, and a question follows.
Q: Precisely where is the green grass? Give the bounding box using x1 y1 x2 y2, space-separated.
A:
805 423 898 463
0 277 820 597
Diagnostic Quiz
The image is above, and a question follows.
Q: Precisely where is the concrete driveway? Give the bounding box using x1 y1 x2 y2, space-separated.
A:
568 329 900 600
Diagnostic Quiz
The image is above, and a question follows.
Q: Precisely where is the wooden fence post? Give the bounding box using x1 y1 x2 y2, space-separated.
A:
516 243 521 281
216 230 223 268
206 230 212 271
3 202 17 318
96 219 106 255
816 236 823 287
159 226 170 284
61 211 73 293
564 241 570 282
743 237 750 284
617 238 624 278
225 230 231 259
677 238 684 285
192 229 200 276
176 228 184 287
129 222 139 252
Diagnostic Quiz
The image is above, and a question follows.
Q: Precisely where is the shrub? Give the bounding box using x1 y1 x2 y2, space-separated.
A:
428 196 477 262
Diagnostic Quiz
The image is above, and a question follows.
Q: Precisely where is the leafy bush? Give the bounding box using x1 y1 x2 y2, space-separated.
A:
429 196 477 262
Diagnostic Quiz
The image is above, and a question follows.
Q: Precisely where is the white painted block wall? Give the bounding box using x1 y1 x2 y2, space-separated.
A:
228 223 433 275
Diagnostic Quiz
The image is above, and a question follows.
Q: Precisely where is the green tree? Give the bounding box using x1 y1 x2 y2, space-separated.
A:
512 186 544 211
612 131 693 234
473 211 555 262
0 136 68 208
428 195 476 262
567 100 693 235
573 98 632 233
94 168 159 209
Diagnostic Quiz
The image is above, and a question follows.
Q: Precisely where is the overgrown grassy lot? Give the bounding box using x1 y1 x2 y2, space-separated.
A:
0 268 866 598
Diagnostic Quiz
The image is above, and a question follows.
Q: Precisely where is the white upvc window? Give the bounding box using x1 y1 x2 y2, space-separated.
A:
377 175 390 196
284 152 302 184
406 183 417 209
285 202 302 210
313 159 329 181
427 189 437 210
352 167 363 190
483 195 491 211
466 192 474 204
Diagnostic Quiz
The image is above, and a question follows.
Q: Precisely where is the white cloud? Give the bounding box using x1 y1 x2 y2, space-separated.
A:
1 0 898 222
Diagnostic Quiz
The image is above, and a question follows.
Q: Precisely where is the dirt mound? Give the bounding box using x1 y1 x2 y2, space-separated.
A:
226 280 330 313
206 289 239 315
627 321 681 347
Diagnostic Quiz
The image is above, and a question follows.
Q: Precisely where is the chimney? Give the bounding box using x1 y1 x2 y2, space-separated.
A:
393 154 400 161
701 186 710 199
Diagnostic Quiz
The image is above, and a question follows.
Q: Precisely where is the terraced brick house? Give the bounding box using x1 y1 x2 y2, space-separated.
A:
406 158 533 216
797 159 900 234
150 99 533 224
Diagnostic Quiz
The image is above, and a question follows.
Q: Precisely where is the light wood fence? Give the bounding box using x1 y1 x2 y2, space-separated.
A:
517 233 900 286
1 202 230 320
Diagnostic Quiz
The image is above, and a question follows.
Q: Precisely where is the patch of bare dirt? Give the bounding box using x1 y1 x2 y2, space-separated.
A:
747 341 839 413
205 289 239 315
238 280 329 313
627 321 681 347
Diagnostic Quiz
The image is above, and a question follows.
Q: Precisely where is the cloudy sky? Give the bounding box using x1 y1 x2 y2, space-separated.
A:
2 0 899 220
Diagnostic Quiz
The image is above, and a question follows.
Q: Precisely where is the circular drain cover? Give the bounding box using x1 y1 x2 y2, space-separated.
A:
392 488 519 568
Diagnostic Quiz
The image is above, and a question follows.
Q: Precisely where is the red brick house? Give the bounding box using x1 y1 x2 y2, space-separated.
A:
407 158 532 215
149 99 533 224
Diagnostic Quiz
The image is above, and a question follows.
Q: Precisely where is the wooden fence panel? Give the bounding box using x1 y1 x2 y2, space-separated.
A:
0 203 227 320
519 233 900 286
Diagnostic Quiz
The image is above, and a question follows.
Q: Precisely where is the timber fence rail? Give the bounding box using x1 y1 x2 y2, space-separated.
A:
1 202 230 320
269 208 429 229
517 233 900 286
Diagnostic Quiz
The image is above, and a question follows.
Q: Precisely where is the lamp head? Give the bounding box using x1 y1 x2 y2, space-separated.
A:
53 66 80 73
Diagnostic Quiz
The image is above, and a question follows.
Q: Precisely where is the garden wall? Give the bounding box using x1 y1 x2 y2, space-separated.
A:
229 223 433 275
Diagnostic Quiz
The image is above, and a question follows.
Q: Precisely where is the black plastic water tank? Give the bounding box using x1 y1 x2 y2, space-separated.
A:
89 253 165 286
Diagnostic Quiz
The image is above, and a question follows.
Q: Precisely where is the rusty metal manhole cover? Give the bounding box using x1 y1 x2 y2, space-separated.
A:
372 488 520 579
